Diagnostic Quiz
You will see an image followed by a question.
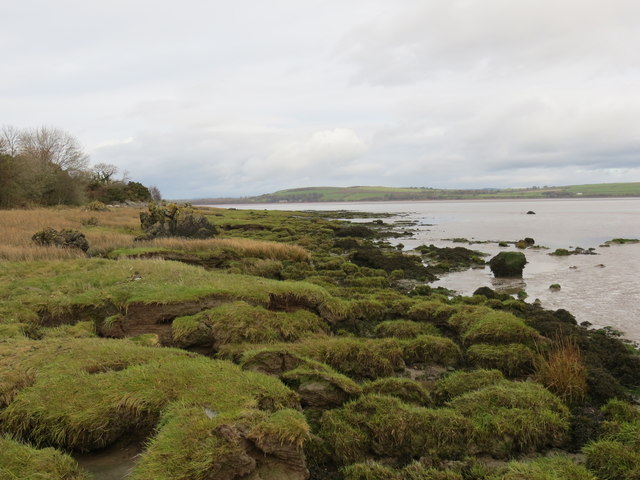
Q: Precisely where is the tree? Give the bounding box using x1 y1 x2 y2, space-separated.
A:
0 126 21 156
149 185 162 202
91 163 119 183
18 126 89 174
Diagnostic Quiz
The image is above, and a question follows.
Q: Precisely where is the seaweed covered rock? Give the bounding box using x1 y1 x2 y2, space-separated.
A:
415 244 487 273
488 251 527 277
32 227 89 252
137 203 218 240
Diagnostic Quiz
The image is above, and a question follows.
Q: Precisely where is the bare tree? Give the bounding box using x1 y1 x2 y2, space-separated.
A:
19 126 89 173
0 126 21 156
149 185 162 202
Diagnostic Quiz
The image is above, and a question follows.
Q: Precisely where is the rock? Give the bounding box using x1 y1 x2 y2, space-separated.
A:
32 227 89 252
488 251 527 278
526 211 536 214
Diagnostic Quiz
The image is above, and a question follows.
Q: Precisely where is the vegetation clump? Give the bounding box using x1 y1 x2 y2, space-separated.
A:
32 227 90 252
0 436 89 480
319 394 472 465
138 203 218 240
447 381 570 457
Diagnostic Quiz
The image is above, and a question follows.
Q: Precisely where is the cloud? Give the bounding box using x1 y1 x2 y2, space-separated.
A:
2 1 640 197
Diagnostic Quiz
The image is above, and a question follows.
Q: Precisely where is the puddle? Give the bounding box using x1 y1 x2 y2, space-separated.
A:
74 437 144 480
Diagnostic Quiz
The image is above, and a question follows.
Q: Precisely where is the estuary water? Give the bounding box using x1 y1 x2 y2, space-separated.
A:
208 198 640 342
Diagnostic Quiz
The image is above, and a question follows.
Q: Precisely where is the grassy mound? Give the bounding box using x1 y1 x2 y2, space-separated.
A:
0 337 309 479
447 380 570 457
319 394 472 465
466 343 539 377
374 319 440 339
172 301 329 348
0 258 331 326
362 377 432 406
500 455 595 480
0 436 88 480
432 369 505 404
233 335 460 380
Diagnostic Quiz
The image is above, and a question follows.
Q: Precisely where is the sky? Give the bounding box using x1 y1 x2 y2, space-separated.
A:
2 0 640 199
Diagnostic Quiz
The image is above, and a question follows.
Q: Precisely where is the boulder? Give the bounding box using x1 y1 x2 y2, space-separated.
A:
488 251 527 277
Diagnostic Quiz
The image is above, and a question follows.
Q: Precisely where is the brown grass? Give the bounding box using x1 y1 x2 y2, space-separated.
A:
0 207 309 262
146 237 310 262
534 335 587 403
0 207 140 261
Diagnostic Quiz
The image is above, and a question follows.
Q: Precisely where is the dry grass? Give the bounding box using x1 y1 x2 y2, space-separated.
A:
534 335 588 403
0 207 309 262
146 237 310 262
0 207 140 260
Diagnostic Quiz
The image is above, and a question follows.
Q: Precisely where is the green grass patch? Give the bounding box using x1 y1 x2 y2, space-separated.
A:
432 369 505 404
172 301 329 348
466 343 539 377
0 435 89 480
319 394 472 465
447 381 570 457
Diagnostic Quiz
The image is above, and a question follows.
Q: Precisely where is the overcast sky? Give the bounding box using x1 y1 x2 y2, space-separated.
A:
3 0 640 198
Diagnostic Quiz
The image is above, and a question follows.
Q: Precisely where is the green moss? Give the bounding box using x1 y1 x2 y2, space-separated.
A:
320 394 472 465
432 369 505 404
0 435 89 480
362 377 432 406
466 343 539 377
374 319 440 339
447 381 570 457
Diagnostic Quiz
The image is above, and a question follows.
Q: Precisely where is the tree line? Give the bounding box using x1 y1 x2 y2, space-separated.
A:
0 126 160 208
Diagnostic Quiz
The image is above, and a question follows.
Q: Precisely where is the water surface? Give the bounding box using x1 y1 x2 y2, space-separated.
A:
208 199 640 341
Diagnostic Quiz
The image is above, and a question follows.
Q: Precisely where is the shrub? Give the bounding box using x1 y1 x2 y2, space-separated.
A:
533 336 587 403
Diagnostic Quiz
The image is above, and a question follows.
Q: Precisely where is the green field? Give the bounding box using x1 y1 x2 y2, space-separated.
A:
195 183 640 204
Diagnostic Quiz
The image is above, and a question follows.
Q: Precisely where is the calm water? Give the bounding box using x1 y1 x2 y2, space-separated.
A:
209 199 640 341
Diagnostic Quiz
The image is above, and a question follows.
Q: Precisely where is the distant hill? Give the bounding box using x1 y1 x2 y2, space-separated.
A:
190 182 640 204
